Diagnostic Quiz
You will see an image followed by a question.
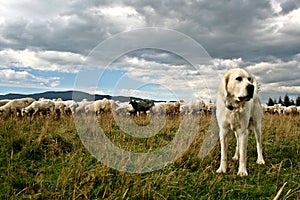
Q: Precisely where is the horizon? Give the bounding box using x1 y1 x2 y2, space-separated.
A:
1 89 299 105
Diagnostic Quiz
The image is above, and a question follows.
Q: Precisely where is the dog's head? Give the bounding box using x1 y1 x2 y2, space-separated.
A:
222 68 257 109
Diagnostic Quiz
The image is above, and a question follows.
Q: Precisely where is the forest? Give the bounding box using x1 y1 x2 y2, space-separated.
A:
266 94 300 106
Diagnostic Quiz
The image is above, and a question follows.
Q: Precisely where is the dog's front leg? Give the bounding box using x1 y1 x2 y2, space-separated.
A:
237 129 248 176
253 125 265 165
216 128 229 174
232 131 239 161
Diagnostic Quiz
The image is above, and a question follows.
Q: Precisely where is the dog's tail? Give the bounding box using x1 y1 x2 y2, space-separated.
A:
198 106 219 159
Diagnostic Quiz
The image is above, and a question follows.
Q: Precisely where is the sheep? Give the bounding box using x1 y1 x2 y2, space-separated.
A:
151 101 180 116
201 102 215 115
54 101 66 117
85 103 95 114
180 100 206 115
53 98 69 115
129 99 154 116
93 98 114 115
75 99 92 114
165 101 181 116
283 105 298 115
63 100 78 115
0 98 35 118
263 105 275 115
0 99 10 107
150 102 166 116
113 101 135 116
22 100 55 117
273 104 285 115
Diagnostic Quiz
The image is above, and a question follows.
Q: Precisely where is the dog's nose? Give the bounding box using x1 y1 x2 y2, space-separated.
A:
247 84 254 95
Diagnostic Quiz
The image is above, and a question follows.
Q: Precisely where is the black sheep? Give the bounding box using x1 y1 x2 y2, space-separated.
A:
129 99 154 116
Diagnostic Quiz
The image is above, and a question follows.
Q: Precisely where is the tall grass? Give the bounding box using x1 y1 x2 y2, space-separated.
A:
0 114 299 199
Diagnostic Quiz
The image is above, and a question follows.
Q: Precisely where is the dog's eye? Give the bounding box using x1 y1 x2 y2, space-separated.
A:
236 76 242 81
248 77 252 82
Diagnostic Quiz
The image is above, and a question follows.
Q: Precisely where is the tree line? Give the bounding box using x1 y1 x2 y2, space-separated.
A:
267 94 300 106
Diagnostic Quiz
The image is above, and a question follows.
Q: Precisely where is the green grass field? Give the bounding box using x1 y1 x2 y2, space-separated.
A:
0 113 299 199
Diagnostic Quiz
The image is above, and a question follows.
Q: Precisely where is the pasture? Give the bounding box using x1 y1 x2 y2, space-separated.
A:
0 113 299 199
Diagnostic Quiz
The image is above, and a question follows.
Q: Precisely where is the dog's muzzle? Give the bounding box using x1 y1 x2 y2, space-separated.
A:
238 84 254 101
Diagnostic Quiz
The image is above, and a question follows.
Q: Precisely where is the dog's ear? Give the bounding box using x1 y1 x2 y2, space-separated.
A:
251 74 259 94
223 72 230 97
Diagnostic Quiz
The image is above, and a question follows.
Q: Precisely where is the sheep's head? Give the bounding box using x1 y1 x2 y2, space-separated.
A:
129 100 137 108
21 108 27 116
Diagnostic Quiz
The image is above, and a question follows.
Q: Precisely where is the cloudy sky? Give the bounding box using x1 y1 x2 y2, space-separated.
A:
0 0 299 102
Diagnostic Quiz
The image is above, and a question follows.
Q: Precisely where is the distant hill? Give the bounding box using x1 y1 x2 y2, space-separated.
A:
0 91 144 102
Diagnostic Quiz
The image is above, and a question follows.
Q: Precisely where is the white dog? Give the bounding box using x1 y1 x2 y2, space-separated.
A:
216 68 265 176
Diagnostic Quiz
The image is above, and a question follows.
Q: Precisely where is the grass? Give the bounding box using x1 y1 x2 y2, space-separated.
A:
0 113 299 199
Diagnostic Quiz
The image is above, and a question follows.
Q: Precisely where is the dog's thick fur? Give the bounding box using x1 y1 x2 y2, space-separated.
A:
216 68 265 176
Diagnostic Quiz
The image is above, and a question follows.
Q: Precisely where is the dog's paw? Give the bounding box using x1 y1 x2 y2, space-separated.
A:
232 155 239 161
256 158 265 165
237 170 248 177
216 165 227 174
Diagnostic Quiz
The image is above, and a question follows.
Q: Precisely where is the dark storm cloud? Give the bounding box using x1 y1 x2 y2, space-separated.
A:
123 49 190 66
1 0 299 59
280 0 300 14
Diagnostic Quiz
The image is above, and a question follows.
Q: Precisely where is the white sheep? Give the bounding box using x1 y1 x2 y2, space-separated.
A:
263 105 275 115
63 100 78 115
151 101 181 116
75 100 93 114
0 99 10 107
0 98 35 118
113 101 135 116
85 103 95 114
180 100 206 115
283 105 298 115
151 102 166 115
273 104 285 115
22 100 55 117
54 101 66 117
202 102 215 115
93 98 113 115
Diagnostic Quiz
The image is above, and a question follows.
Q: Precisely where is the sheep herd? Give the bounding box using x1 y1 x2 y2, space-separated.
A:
263 104 300 116
0 97 299 120
0 97 216 119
